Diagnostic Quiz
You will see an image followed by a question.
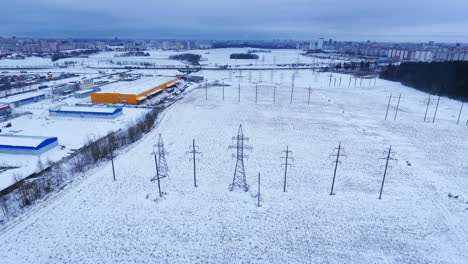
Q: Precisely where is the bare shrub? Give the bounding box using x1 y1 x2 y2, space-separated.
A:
0 196 8 216
52 166 65 186
127 122 139 143
36 158 44 173
15 174 35 207
70 154 88 174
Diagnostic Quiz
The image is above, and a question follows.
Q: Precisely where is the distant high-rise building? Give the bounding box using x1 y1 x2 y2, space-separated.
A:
317 38 324 50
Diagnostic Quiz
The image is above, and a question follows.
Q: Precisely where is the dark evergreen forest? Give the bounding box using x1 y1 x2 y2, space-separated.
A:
168 53 201 65
230 53 259 59
380 61 468 101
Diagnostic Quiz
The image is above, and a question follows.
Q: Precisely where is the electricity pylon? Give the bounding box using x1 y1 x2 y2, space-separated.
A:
228 125 252 192
154 134 169 179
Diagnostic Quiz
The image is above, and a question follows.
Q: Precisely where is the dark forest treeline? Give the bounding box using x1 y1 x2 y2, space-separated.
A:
51 49 99 62
230 53 259 59
380 61 468 101
169 53 201 65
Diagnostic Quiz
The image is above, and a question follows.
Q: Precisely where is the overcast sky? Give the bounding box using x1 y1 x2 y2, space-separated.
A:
1 0 468 42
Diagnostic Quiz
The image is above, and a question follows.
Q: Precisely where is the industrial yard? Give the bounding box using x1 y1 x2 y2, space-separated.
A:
0 62 187 192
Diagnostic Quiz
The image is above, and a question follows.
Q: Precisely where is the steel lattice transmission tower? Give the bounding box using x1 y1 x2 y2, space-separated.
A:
157 133 169 179
228 125 252 192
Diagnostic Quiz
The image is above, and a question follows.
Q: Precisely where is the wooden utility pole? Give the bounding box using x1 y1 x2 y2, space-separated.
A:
394 94 401 121
385 94 392 120
457 102 464 125
432 96 441 123
281 146 293 192
273 85 276 104
257 172 261 207
255 84 258 104
339 77 342 88
290 74 295 104
110 149 116 181
378 145 397 199
192 140 197 187
330 142 345 195
349 76 352 87
424 95 431 122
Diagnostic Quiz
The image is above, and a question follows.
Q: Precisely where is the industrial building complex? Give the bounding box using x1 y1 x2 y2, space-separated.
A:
0 134 58 155
49 105 123 119
90 77 178 104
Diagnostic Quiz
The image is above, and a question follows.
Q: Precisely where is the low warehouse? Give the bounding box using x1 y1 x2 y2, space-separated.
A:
91 77 178 104
74 87 100 98
52 83 77 95
0 92 46 107
0 135 58 155
49 105 123 119
0 104 12 116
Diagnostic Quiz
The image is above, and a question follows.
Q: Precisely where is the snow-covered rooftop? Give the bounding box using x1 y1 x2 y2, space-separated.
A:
0 135 56 148
75 88 95 95
0 91 45 104
96 76 176 95
52 106 120 114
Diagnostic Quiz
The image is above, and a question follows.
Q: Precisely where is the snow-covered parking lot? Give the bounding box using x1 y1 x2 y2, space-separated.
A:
0 70 467 263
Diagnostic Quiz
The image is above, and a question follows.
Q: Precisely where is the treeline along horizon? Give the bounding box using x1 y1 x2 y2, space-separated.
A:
380 61 468 101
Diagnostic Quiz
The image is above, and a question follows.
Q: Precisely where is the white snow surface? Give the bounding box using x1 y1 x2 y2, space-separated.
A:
0 48 340 69
0 70 467 263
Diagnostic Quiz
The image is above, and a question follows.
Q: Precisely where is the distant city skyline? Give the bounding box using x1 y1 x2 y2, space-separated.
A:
2 0 468 42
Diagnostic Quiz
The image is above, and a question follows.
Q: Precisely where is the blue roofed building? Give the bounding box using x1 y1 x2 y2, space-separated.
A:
0 135 58 155
0 92 46 107
49 105 123 119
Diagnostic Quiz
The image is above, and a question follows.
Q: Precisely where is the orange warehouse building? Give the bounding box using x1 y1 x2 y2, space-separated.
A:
91 77 179 104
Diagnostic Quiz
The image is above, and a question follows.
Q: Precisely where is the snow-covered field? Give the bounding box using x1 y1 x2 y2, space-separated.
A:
0 48 341 69
0 68 466 263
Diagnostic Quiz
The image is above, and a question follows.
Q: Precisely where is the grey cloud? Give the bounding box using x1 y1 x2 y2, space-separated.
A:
1 0 467 42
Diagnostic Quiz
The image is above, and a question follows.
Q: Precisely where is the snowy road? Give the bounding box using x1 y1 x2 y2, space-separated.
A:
0 70 467 263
